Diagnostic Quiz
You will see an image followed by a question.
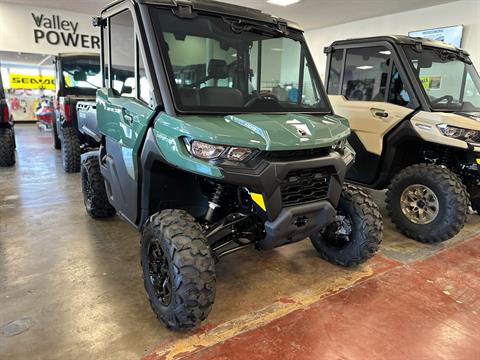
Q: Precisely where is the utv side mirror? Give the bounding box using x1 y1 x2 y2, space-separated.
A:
73 71 87 82
419 58 433 68
121 85 133 95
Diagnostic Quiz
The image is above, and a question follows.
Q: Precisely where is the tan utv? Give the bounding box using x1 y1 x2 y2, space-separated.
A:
324 35 480 243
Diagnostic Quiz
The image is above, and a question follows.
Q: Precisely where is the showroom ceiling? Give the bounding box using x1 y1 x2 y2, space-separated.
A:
0 51 53 67
1 0 457 30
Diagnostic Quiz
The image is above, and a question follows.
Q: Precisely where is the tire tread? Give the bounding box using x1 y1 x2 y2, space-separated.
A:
62 127 81 173
141 210 215 330
0 128 15 167
312 184 383 267
81 156 116 218
385 163 468 243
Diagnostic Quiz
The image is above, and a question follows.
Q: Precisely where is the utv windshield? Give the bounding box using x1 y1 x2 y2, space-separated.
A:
150 8 328 113
61 56 101 95
404 45 480 112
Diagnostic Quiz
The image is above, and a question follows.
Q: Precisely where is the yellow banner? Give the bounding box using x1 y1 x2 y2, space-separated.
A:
9 73 55 90
420 76 431 90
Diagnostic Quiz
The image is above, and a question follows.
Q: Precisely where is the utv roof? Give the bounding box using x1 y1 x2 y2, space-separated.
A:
56 53 99 58
328 35 469 55
102 0 303 31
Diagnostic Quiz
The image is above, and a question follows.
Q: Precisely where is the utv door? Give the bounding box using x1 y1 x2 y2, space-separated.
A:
97 8 154 224
326 45 417 185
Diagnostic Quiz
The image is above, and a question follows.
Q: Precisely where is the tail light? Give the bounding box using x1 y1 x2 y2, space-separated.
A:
61 101 71 122
1 103 9 123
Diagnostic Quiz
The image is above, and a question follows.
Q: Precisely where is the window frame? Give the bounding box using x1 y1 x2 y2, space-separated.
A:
101 5 154 107
326 48 344 95
343 45 393 103
149 6 332 115
326 41 419 109
100 17 110 88
402 44 480 112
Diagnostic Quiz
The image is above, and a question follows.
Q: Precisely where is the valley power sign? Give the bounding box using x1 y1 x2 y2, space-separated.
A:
31 13 99 49
0 2 100 55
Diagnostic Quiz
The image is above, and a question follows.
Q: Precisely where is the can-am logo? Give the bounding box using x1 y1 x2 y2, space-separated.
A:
31 13 100 49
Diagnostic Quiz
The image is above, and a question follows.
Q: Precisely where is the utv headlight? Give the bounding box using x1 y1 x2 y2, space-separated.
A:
225 147 253 162
186 140 253 162
190 140 225 159
438 124 480 143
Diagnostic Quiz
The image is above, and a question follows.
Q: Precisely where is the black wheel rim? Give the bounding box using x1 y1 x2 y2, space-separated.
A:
148 241 172 306
321 209 353 249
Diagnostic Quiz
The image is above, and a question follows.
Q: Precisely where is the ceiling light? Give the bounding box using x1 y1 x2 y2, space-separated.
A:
267 0 302 6
356 65 373 70
379 50 391 55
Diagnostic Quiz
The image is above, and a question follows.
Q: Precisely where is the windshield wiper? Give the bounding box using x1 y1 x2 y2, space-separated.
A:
436 49 472 65
223 17 286 37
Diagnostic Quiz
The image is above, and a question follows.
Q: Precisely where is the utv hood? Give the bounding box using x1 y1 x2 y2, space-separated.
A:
154 113 350 151
456 112 480 122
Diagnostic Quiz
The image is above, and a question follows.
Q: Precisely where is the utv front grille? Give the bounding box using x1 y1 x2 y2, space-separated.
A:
264 147 331 161
280 168 331 207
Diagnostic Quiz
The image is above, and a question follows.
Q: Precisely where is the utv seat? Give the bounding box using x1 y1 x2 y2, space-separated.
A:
199 87 244 107
178 88 200 106
177 59 245 107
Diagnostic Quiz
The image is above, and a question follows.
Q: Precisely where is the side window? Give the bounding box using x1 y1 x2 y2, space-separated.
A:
327 49 343 94
138 41 152 104
342 46 390 101
388 64 412 107
102 20 109 87
464 72 480 107
110 10 135 97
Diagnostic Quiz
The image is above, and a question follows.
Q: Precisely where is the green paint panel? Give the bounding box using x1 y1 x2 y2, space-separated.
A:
97 88 155 179
152 128 223 178
152 112 350 179
154 112 350 151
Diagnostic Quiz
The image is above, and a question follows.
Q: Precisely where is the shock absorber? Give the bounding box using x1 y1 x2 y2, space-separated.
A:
438 147 451 167
205 184 224 223
437 146 462 177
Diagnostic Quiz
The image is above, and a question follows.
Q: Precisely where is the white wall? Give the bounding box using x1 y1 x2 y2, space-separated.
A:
305 0 480 79
0 2 100 55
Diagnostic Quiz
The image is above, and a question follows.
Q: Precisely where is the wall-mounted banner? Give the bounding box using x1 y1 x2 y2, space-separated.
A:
9 73 55 90
408 25 464 48
0 2 100 55
31 13 99 49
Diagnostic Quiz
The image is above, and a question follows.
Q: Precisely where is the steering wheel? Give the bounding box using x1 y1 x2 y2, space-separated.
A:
245 93 280 108
431 95 454 105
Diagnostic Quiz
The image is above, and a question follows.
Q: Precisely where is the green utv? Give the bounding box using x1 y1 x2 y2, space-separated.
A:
82 0 383 330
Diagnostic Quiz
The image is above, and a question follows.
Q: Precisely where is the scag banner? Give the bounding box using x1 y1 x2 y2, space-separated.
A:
9 74 55 90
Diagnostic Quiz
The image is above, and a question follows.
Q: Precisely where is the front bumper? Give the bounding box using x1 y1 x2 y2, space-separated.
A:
262 201 336 250
146 127 351 248
221 149 349 221
220 149 350 249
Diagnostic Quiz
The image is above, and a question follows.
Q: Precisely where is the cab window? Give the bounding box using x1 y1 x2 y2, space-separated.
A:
388 64 412 107
342 46 390 101
102 19 109 87
327 49 343 94
110 10 135 97
138 39 152 104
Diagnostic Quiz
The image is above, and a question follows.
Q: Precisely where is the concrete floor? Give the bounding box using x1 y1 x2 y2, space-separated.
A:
1 124 479 360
